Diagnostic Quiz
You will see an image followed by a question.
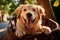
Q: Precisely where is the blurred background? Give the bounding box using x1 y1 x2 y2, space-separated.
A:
0 0 60 39
0 0 60 24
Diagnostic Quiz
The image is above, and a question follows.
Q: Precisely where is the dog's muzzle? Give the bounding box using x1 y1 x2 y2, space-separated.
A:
26 13 32 18
23 13 36 29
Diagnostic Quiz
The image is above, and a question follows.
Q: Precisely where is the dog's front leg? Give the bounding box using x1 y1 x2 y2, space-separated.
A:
41 26 52 35
15 27 26 37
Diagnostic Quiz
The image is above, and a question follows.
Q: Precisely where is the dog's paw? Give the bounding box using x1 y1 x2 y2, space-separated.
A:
15 29 26 37
41 26 51 35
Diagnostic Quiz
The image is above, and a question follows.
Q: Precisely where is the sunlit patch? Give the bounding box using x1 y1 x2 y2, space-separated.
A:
0 28 7 32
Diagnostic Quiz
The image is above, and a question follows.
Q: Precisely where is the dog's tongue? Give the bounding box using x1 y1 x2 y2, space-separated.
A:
27 18 33 28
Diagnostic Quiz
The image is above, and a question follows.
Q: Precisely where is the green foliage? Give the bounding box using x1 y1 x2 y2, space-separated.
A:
24 0 37 4
9 1 20 15
0 0 12 14
0 0 20 15
0 0 37 16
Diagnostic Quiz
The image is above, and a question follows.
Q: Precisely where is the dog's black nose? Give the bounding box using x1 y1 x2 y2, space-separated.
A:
27 13 32 18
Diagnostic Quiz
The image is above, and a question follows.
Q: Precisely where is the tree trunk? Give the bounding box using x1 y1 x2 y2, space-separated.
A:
2 14 4 21
1 11 4 22
20 0 24 4
37 0 56 21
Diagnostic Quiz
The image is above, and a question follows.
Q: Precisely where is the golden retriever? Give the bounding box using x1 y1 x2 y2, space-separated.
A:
14 4 52 37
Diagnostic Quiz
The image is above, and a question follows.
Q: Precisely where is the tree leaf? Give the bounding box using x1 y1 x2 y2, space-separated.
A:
53 0 59 7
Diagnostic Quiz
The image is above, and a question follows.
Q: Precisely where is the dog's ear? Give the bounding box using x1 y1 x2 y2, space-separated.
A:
37 6 46 19
14 5 24 18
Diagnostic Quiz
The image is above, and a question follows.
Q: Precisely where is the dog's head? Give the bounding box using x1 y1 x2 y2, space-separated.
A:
15 4 45 29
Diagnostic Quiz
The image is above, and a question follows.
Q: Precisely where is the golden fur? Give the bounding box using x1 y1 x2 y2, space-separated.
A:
14 4 52 37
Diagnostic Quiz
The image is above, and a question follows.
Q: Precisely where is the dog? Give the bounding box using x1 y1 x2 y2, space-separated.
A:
14 4 52 37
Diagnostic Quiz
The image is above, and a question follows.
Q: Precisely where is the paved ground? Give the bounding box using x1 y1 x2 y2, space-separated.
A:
0 22 9 38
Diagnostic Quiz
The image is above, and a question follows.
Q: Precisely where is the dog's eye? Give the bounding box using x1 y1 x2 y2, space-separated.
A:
23 9 27 11
33 9 36 12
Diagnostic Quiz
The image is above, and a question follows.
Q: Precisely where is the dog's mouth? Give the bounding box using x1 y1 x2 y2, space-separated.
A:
23 17 35 29
23 17 35 23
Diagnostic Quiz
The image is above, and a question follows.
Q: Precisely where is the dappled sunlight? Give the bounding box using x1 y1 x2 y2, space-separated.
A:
3 14 9 22
0 28 7 33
